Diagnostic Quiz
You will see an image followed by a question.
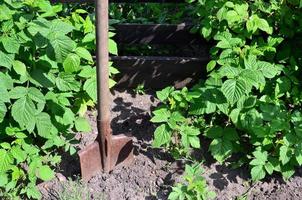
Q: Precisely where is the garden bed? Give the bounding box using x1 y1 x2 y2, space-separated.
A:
38 90 302 200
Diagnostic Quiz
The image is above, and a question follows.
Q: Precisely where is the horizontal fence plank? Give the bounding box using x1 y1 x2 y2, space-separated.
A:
113 23 205 45
111 56 209 89
51 0 184 3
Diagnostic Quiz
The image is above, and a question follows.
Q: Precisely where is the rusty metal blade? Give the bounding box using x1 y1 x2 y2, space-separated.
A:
78 133 134 182
78 142 102 182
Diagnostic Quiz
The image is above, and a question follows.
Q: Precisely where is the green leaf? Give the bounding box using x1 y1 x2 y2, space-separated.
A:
28 87 45 104
13 60 27 76
9 86 28 99
0 173 8 187
279 145 291 165
153 124 171 148
35 113 52 139
170 112 186 122
264 162 274 175
11 146 27 163
189 136 200 148
36 165 55 181
75 117 92 133
205 126 223 139
56 73 81 92
79 66 95 78
281 164 295 180
258 61 280 79
109 39 118 55
0 72 13 90
181 126 200 136
2 36 20 54
63 53 81 73
223 128 239 141
11 97 36 131
0 50 14 69
250 150 268 166
207 60 216 72
50 19 74 34
151 108 171 123
256 18 272 34
251 165 266 181
0 101 7 123
221 79 247 104
26 186 42 200
0 149 13 172
295 145 302 165
156 87 174 102
83 77 97 102
209 138 233 162
240 69 260 89
75 47 93 62
47 34 76 63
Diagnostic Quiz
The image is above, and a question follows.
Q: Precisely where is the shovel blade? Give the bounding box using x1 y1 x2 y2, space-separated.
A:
78 133 133 182
109 133 134 169
78 141 102 182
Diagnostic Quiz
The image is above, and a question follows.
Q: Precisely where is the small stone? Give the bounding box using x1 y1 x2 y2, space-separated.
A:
156 178 164 186
56 173 67 182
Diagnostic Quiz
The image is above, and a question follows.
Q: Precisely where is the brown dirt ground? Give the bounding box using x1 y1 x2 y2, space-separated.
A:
39 90 302 200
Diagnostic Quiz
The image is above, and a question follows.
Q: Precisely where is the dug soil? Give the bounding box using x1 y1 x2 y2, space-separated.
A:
40 90 302 200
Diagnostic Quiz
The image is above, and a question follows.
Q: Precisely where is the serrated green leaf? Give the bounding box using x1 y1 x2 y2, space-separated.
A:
2 36 20 54
109 39 118 55
151 108 171 123
83 77 97 102
11 146 27 163
13 60 27 76
258 61 280 79
79 66 95 78
251 165 266 181
205 126 223 139
156 87 174 102
207 60 216 72
223 128 239 141
0 72 13 90
28 87 45 104
75 47 93 62
279 145 291 165
35 112 52 139
153 124 171 148
47 34 75 63
0 149 13 172
281 164 295 180
63 53 81 73
189 136 200 148
75 117 91 133
0 102 7 123
9 86 28 99
221 79 247 104
0 50 14 69
11 97 36 131
36 165 55 181
0 173 8 187
209 138 233 162
264 162 274 175
56 73 81 92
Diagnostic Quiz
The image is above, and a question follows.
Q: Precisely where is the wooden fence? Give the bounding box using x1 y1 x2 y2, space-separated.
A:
52 0 210 89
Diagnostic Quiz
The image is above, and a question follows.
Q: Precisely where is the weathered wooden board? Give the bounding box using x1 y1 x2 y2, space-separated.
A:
113 24 205 45
111 56 209 89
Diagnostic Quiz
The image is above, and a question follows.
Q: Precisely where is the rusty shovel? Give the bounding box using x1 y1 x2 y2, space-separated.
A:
78 0 134 181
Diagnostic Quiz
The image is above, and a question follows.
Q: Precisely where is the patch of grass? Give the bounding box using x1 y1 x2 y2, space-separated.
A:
52 179 104 200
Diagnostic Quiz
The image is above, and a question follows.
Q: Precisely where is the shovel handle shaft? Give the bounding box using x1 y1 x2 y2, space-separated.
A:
96 0 111 172
96 0 110 122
